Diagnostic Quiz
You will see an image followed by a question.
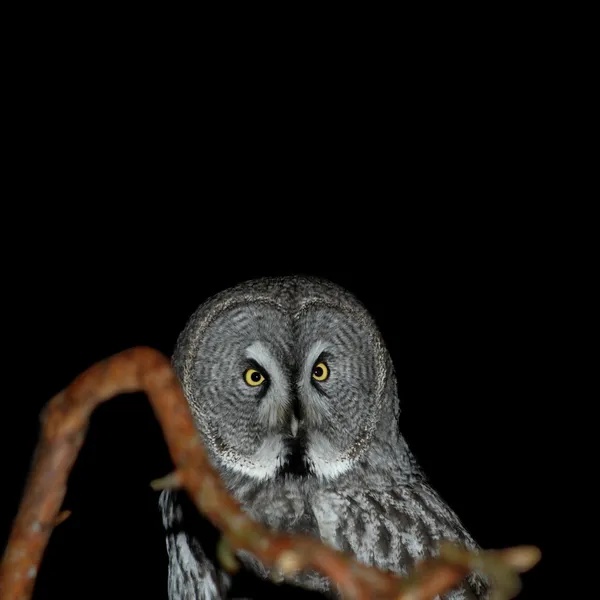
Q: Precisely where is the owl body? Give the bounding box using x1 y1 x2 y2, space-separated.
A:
160 277 487 599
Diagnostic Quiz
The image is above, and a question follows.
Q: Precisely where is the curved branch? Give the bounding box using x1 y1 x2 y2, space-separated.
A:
0 347 540 600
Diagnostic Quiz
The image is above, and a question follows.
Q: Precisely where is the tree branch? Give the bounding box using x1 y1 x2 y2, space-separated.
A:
0 347 540 600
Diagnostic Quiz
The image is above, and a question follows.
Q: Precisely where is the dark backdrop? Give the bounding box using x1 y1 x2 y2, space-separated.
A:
1 33 564 594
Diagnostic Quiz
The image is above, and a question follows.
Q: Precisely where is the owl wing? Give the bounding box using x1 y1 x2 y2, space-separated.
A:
393 482 489 599
315 482 488 599
159 489 229 600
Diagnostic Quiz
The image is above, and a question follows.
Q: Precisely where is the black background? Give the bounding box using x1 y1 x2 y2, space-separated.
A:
1 22 575 599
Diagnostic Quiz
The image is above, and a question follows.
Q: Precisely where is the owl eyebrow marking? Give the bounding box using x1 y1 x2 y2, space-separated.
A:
245 341 279 376
305 341 329 374
313 350 332 367
245 358 269 378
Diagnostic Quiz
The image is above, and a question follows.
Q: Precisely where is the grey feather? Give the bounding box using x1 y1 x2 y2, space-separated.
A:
159 276 488 599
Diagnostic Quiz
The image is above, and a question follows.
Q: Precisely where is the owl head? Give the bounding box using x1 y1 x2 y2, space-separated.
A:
173 276 400 483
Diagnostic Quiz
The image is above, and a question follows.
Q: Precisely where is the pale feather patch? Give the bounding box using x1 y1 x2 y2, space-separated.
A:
219 434 285 481
308 431 354 480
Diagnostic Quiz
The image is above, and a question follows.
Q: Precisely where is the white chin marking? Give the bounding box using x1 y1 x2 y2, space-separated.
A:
308 432 354 480
221 435 284 481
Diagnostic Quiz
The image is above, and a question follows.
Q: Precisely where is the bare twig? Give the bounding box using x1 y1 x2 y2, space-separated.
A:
0 347 540 600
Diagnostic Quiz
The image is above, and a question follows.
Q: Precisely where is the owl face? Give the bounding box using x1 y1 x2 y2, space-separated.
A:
175 277 391 482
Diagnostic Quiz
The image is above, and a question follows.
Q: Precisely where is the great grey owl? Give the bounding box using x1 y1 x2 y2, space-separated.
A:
159 276 487 599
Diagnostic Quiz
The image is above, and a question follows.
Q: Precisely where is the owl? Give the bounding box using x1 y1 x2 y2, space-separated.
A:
159 276 487 599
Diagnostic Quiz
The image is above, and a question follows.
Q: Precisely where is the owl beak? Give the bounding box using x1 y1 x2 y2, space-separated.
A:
290 392 303 437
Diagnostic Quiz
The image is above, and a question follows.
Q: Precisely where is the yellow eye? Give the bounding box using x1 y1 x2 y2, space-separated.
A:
244 368 265 386
312 362 329 382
